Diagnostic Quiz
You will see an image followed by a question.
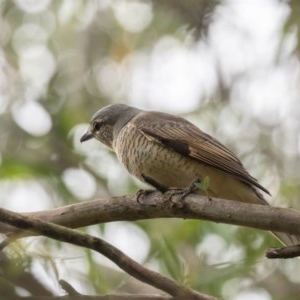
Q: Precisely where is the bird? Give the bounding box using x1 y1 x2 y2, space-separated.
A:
80 103 300 247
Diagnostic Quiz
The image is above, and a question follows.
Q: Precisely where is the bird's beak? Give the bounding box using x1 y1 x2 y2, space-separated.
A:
80 130 94 143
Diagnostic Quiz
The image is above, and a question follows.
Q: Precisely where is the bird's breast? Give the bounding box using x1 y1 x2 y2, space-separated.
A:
113 124 204 188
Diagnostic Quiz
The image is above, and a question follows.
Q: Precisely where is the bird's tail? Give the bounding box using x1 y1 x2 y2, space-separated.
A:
251 189 300 247
271 231 300 246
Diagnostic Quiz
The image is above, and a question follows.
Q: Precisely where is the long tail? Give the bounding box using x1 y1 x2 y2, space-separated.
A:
271 231 300 247
252 187 300 246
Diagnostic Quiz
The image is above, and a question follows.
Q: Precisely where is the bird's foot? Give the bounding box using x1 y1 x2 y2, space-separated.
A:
168 179 201 208
136 189 157 205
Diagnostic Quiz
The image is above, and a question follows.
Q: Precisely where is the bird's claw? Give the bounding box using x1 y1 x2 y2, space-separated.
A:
168 179 202 208
136 189 156 205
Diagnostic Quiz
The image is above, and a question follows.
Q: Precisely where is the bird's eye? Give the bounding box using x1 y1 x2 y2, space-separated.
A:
93 122 101 131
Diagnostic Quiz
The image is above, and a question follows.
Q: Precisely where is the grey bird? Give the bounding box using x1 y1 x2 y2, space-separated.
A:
80 103 300 246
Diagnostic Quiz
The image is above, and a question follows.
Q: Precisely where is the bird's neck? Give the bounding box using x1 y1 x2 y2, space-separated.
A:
113 107 141 138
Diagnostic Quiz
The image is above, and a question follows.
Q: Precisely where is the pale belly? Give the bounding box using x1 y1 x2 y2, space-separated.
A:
114 126 262 204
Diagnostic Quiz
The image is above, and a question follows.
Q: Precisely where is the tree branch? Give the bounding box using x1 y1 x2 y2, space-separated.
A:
266 244 300 259
1 192 300 298
1 191 300 237
0 207 217 300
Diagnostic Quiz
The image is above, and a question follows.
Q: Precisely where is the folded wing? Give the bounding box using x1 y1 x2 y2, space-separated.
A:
135 111 270 196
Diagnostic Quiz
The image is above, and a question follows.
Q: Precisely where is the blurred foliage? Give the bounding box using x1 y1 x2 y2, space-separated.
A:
1 0 300 299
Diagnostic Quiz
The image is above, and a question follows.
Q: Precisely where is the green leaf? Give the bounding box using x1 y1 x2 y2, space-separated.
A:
194 176 210 192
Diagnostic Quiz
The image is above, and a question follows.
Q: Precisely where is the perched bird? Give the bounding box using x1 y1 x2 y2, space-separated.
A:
81 103 300 246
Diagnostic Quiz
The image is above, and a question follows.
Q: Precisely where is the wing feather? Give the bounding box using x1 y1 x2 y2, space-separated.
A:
134 111 270 195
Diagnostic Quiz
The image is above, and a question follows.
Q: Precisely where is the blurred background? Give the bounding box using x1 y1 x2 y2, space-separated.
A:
1 0 300 299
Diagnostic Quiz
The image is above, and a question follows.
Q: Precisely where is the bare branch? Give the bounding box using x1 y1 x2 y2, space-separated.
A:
1 191 300 238
266 244 300 259
0 207 218 300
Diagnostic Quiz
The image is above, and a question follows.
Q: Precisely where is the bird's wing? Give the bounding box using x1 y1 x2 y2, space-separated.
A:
134 111 270 195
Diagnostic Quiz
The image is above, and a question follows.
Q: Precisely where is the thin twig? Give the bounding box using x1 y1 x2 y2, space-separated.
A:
59 279 81 295
266 245 300 259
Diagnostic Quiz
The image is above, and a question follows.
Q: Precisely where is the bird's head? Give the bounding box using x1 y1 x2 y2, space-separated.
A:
80 103 140 149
